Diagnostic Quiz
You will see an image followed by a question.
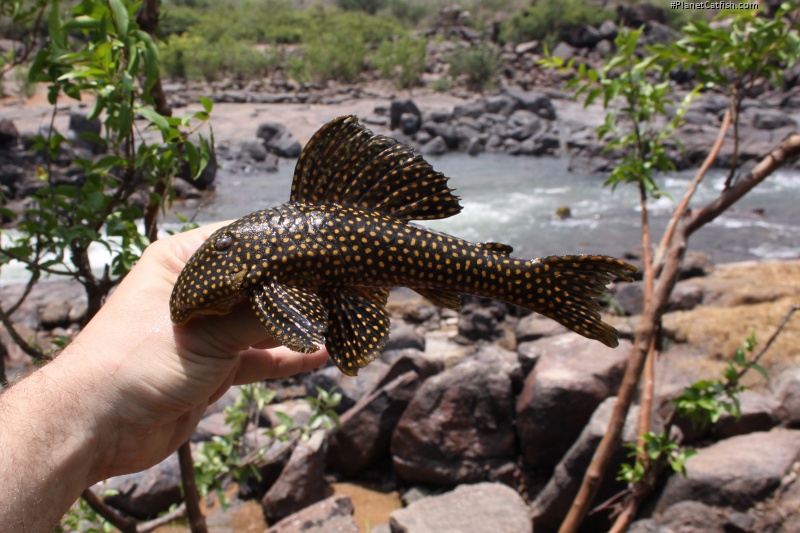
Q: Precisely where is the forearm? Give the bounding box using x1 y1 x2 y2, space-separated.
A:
0 350 101 532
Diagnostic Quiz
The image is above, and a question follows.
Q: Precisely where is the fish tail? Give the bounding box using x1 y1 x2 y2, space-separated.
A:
529 254 636 348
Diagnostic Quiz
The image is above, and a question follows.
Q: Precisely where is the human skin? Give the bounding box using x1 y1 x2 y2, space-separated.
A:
0 222 329 531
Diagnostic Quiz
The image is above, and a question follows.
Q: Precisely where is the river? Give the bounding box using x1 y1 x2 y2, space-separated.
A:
177 152 800 265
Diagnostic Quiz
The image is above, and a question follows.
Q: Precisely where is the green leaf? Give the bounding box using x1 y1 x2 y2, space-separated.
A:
108 0 129 36
138 106 169 132
199 97 213 114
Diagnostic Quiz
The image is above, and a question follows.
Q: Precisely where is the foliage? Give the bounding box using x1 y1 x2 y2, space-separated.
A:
194 384 341 507
337 0 387 15
56 490 119 532
160 35 278 82
374 35 427 88
543 27 698 199
498 0 613 47
445 41 504 91
618 333 765 485
303 31 367 84
0 0 212 357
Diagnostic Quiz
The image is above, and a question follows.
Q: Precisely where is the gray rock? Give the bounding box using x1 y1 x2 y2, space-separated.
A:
774 367 800 427
266 494 358 533
376 349 442 391
39 299 72 329
400 112 421 135
256 121 287 143
262 430 329 523
0 118 19 148
192 411 233 442
385 321 425 353
100 454 181 520
516 334 631 472
423 123 459 149
484 94 517 116
504 87 557 120
420 136 448 156
266 131 302 158
709 389 778 440
750 108 797 130
390 482 531 533
391 359 517 485
655 429 800 512
390 99 421 131
178 142 217 190
530 398 640 531
551 41 577 63
240 139 268 161
68 111 104 153
328 371 420 476
306 361 390 413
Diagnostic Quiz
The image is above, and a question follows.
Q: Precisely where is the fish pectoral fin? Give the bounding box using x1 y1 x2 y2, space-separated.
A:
250 281 327 354
290 115 462 222
413 289 462 310
321 287 391 376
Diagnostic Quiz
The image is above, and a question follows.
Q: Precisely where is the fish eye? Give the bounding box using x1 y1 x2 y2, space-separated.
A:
214 234 233 251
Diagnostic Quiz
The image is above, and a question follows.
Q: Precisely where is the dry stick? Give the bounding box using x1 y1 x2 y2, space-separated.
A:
179 443 209 533
80 489 137 533
635 181 655 456
608 302 800 533
139 503 187 533
558 133 800 533
653 109 732 268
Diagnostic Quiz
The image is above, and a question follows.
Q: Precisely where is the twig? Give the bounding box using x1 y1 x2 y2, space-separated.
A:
178 442 208 533
80 489 137 533
739 304 799 378
559 133 800 533
139 503 187 532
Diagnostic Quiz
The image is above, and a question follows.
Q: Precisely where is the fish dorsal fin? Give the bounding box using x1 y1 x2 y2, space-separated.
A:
414 289 462 310
320 287 390 376
479 242 514 255
250 281 327 354
290 116 462 222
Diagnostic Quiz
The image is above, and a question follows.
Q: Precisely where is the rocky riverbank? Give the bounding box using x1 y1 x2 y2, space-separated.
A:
3 256 800 532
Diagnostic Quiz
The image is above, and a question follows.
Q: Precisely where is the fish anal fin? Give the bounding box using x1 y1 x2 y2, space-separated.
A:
321 287 390 376
290 116 461 222
414 289 462 310
250 281 327 354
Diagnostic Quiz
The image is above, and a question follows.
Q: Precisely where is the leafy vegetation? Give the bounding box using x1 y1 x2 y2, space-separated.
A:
374 35 427 88
445 41 504 91
498 0 614 47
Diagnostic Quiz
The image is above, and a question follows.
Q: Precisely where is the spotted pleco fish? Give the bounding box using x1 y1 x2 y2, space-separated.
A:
170 116 636 376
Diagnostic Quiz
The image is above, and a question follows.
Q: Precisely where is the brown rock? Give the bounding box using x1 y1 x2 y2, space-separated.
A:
266 494 358 533
516 334 630 473
262 430 329 523
391 358 517 485
328 371 420 477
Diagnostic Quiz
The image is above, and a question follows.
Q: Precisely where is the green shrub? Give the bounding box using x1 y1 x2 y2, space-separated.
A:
304 31 367 83
161 35 277 82
499 0 614 47
374 35 427 88
446 41 504 91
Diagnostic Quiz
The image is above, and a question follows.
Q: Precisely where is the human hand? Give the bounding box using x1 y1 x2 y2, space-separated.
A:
63 222 329 482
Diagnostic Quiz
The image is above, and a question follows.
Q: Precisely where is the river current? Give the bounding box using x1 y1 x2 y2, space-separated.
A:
180 153 800 265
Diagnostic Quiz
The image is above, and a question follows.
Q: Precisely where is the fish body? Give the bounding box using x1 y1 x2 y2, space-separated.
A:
170 116 636 375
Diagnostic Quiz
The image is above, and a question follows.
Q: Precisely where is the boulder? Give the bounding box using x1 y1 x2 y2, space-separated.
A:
262 430 329 523
420 136 448 156
655 429 800 512
305 360 390 414
503 87 557 121
256 121 286 143
178 143 217 190
390 482 531 533
99 454 181 520
391 358 517 485
385 321 425 353
265 131 302 158
266 494 358 533
516 334 630 472
530 398 639 532
0 119 19 149
400 112 421 135
774 367 800 427
68 111 105 153
376 349 442 391
390 99 422 132
709 389 778 441
328 371 420 477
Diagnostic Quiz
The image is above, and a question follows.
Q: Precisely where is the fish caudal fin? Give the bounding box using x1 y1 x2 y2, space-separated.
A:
531 254 636 348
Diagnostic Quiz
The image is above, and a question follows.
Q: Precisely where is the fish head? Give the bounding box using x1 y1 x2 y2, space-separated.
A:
169 224 253 324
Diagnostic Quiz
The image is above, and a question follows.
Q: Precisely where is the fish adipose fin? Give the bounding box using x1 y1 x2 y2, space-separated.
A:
290 115 462 222
534 255 636 348
414 289 462 310
321 287 391 376
250 280 328 353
